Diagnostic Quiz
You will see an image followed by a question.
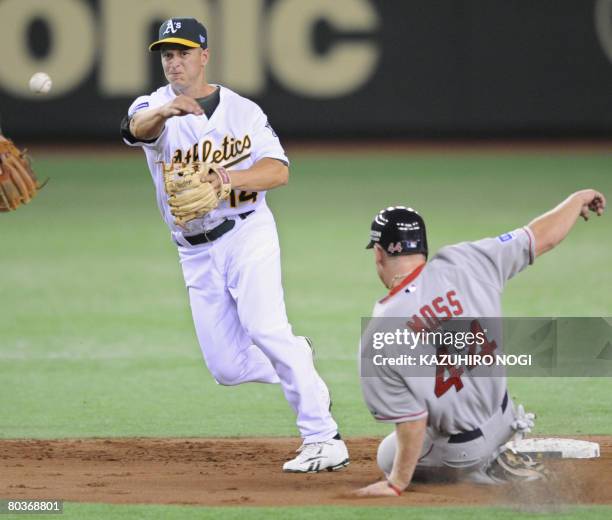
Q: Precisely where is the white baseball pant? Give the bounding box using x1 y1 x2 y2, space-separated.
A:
178 205 338 443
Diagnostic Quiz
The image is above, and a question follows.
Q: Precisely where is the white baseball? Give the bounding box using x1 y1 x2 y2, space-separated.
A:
28 72 52 95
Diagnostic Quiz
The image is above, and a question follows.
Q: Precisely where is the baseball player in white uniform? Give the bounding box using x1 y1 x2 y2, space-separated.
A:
356 190 606 496
121 17 348 473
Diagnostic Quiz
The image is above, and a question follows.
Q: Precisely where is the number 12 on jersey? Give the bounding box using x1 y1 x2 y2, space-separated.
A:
229 189 257 208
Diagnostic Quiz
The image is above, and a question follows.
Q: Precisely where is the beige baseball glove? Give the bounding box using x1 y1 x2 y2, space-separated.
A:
0 135 44 212
161 161 232 228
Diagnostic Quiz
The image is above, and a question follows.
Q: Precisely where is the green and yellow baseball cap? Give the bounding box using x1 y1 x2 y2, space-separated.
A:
149 18 208 51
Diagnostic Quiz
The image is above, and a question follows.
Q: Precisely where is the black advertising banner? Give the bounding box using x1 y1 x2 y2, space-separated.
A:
1 0 612 140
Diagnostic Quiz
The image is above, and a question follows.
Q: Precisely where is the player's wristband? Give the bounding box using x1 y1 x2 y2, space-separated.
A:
387 481 402 496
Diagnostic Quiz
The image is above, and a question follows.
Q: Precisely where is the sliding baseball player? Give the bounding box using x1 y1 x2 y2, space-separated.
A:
357 190 606 496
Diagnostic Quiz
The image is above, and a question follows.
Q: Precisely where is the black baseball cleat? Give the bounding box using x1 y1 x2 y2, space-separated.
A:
486 448 549 482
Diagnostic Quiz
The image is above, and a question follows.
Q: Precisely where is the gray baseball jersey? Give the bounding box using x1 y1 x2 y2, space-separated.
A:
360 227 535 435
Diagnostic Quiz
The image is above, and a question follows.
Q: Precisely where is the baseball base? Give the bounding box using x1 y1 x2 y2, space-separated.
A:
507 438 600 459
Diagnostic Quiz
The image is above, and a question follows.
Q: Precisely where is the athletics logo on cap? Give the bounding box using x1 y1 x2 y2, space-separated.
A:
162 20 182 35
149 18 208 51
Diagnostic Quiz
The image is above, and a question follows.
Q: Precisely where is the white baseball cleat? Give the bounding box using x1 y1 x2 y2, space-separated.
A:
283 439 350 473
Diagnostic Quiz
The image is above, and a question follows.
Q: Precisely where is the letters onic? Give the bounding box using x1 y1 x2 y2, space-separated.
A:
0 0 380 99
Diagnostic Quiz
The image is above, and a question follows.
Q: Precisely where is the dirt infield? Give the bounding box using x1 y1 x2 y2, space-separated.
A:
1 437 610 508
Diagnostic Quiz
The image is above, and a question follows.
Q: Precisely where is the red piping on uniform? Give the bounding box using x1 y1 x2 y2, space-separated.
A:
375 410 428 421
522 227 534 264
379 263 426 304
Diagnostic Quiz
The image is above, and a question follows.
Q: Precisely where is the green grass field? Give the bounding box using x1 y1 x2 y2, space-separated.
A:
40 504 612 520
1 148 611 518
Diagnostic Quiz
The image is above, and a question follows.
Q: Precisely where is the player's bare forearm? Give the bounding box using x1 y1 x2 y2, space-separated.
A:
130 95 204 141
528 189 606 257
129 107 168 140
229 158 289 191
388 418 427 490
354 417 426 497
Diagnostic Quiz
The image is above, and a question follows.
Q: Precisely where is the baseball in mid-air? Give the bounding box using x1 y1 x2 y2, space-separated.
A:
28 72 52 95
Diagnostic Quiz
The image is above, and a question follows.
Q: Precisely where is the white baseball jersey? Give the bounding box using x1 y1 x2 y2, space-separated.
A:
123 84 288 240
361 227 536 435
